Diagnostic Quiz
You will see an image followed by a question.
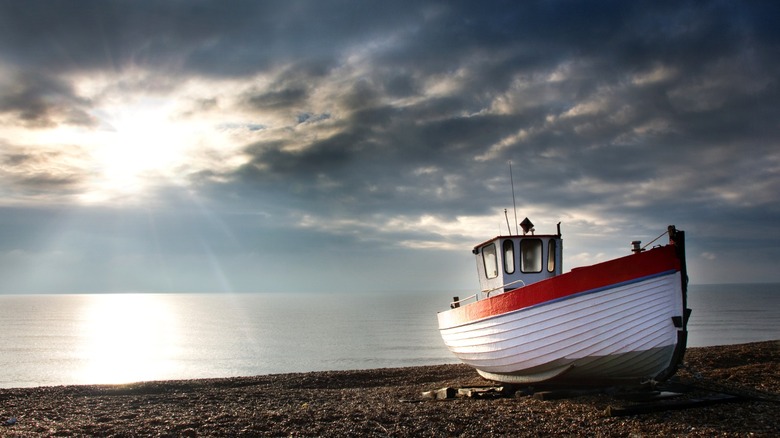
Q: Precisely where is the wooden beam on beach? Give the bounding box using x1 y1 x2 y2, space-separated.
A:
421 387 457 400
421 386 512 400
604 393 742 417
532 388 606 401
457 386 511 399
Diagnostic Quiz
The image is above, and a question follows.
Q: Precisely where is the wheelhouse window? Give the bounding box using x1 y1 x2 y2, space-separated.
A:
482 243 498 279
520 239 542 273
503 240 515 274
547 239 556 272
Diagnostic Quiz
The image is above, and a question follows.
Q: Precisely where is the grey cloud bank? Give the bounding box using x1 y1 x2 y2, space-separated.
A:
0 0 778 293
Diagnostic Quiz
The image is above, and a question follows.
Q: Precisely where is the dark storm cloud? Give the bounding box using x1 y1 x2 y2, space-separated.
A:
0 71 96 128
0 142 89 198
0 0 416 75
200 1 780 284
1 0 780 290
244 88 309 112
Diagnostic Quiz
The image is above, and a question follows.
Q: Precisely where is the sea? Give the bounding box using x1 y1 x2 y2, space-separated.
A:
1 284 778 388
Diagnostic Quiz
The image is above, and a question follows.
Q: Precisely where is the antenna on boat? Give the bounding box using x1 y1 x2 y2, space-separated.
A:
504 209 511 235
509 161 518 235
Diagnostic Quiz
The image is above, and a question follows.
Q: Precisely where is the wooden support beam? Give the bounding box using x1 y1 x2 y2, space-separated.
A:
604 393 741 417
532 388 605 401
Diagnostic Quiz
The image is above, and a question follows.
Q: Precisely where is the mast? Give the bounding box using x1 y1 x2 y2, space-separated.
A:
509 161 518 235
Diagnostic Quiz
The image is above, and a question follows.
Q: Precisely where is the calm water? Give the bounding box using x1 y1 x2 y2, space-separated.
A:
0 284 778 388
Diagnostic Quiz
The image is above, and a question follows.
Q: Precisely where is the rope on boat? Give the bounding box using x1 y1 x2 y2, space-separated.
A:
642 229 670 250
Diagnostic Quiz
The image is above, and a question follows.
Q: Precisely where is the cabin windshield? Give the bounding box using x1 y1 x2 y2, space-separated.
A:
521 239 542 273
547 239 556 272
503 240 515 274
482 244 498 279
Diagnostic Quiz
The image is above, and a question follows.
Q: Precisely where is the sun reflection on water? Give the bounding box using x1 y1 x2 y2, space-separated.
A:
74 294 181 385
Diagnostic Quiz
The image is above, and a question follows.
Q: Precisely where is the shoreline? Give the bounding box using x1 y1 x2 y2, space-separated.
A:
1 340 778 436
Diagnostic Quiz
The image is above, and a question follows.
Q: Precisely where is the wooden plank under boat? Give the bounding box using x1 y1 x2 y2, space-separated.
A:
437 221 690 385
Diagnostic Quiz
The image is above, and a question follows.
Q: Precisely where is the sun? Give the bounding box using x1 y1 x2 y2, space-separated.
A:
11 75 255 204
81 98 197 202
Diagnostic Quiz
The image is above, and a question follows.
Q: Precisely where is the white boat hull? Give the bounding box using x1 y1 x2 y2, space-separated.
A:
438 272 685 384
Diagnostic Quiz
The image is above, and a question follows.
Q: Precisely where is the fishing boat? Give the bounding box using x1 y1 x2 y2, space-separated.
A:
437 218 690 385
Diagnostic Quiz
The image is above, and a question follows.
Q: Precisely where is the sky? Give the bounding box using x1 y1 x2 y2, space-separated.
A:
0 0 778 294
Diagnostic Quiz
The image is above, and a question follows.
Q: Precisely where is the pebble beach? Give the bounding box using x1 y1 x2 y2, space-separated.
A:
1 340 777 437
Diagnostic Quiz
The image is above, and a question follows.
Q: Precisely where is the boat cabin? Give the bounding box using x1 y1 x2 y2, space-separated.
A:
473 218 562 296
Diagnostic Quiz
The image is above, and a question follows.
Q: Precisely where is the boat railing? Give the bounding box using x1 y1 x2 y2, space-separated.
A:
451 279 528 308
450 294 478 308
482 279 526 297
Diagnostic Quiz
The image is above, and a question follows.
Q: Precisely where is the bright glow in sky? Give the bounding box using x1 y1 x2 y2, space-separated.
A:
1 1 779 293
86 99 197 200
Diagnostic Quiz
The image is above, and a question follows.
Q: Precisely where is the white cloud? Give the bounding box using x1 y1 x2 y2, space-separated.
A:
631 65 677 85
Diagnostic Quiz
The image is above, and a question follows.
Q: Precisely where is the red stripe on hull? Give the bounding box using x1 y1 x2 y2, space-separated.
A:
439 245 681 328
